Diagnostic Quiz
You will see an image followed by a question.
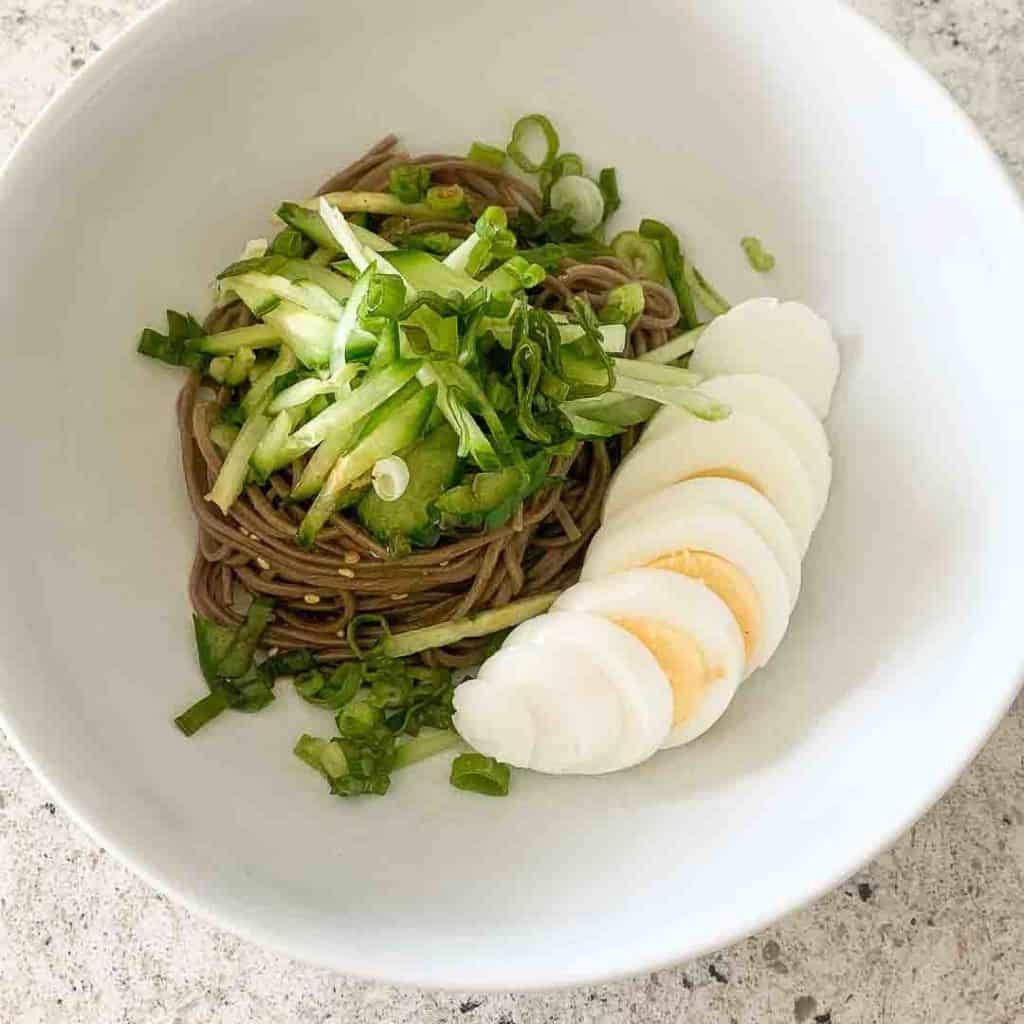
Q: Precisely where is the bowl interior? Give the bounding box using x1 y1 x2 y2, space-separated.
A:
1 0 1022 990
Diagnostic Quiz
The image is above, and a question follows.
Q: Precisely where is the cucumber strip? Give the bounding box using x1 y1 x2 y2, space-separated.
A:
267 363 361 414
416 363 501 471
565 412 624 438
233 281 280 318
612 357 702 388
285 359 424 457
224 346 256 386
290 419 365 501
261 301 372 370
311 191 466 222
297 384 436 546
209 422 240 451
330 268 373 375
382 592 559 659
557 322 627 353
242 346 299 417
206 403 272 513
610 376 729 422
560 393 656 427
249 408 297 483
218 255 354 304
188 323 279 356
381 249 479 297
276 202 397 254
225 272 341 319
636 324 707 365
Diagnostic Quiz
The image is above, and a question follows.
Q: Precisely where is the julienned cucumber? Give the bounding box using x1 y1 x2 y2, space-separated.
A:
357 424 460 545
277 202 397 255
379 250 479 297
188 323 280 356
242 346 298 417
290 418 365 501
261 302 374 370
297 384 437 546
282 360 425 489
311 191 467 222
219 256 354 305
206 402 271 514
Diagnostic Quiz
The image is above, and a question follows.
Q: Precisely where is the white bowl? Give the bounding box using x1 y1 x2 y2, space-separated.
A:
1 0 1022 991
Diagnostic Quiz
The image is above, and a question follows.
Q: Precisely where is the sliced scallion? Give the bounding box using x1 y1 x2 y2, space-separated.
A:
507 113 559 174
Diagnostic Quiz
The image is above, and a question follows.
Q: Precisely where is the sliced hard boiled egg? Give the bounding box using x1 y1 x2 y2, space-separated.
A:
687 297 840 418
453 611 673 774
643 374 832 520
553 570 746 748
582 505 791 672
603 411 818 554
601 477 801 606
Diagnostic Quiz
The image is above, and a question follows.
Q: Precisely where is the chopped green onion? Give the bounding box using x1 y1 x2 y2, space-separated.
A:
174 691 229 737
507 113 559 174
552 152 584 179
450 753 511 796
393 729 462 769
548 176 605 235
208 355 231 383
137 309 206 369
270 228 310 258
599 282 645 325
467 141 506 168
389 165 432 204
638 219 698 328
610 231 667 284
741 236 775 273
371 455 410 502
224 346 256 386
597 167 621 221
684 261 731 315
426 184 467 215
362 272 406 320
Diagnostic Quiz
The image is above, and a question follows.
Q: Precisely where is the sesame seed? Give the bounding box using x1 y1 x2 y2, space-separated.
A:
256 557 271 570
438 561 449 567
337 567 355 578
249 532 262 542
303 594 321 605
267 647 279 657
390 593 409 601
343 551 360 565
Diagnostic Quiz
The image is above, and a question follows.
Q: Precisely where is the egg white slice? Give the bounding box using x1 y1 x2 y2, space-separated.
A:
582 505 791 673
643 374 832 521
603 411 817 554
601 477 802 606
688 297 840 418
454 611 672 774
553 570 746 747
500 611 673 771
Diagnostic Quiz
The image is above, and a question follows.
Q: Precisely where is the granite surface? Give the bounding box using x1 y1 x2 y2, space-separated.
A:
2 1 1023 1021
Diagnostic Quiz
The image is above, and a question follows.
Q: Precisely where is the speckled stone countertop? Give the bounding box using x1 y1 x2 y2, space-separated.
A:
2 2 1023 1021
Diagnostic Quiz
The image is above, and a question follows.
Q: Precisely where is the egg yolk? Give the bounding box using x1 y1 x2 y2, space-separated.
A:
687 468 764 493
612 617 720 726
646 550 762 663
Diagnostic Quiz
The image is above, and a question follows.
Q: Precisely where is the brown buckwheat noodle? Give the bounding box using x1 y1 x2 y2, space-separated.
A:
182 135 679 667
